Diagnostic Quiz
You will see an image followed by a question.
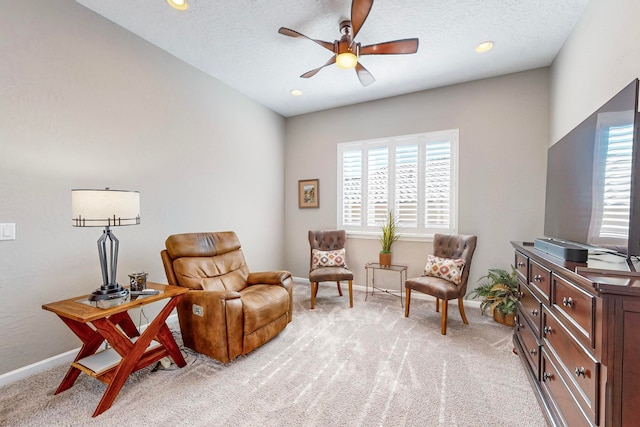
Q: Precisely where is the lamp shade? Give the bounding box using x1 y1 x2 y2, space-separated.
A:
72 189 140 227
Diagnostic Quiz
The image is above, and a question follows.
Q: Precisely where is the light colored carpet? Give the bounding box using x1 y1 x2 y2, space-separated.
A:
0 283 545 427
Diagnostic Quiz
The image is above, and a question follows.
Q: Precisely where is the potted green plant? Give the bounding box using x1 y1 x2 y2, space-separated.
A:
378 211 400 268
471 267 518 327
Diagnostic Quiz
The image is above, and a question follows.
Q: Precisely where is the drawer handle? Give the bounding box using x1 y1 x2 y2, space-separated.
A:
529 348 537 356
517 323 524 331
543 372 553 381
574 367 586 378
562 297 574 307
517 291 524 299
531 309 539 316
534 274 542 282
543 326 552 336
517 261 525 267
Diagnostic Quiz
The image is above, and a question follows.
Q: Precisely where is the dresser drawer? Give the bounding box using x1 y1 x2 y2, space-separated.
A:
553 274 595 347
529 260 551 304
542 308 599 424
515 251 528 282
516 310 540 380
518 280 541 337
541 348 594 427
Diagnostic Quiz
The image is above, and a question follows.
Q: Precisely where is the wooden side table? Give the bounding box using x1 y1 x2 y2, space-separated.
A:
42 282 188 417
364 263 408 307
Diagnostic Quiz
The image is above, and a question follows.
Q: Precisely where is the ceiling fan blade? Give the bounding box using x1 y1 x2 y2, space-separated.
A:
278 27 335 52
360 38 419 55
351 0 373 41
355 62 375 86
301 56 337 78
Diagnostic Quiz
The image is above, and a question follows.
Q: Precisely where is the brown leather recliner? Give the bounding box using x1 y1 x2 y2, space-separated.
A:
161 232 293 363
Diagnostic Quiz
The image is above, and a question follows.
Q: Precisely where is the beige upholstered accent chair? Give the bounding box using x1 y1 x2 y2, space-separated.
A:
161 231 293 363
308 230 353 309
404 234 477 335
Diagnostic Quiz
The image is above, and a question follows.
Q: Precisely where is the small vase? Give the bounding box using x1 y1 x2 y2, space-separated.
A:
379 252 392 268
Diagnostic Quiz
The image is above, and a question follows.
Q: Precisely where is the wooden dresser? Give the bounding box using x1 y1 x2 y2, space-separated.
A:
511 241 640 427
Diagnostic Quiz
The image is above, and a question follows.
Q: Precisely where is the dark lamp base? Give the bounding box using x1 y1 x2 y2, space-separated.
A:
89 284 130 302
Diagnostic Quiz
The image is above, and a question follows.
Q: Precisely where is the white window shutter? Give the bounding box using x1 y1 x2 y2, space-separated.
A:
367 147 389 226
395 144 419 228
342 150 363 226
338 129 458 236
424 141 451 229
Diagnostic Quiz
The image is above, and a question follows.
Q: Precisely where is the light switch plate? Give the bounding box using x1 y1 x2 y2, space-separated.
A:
0 223 15 241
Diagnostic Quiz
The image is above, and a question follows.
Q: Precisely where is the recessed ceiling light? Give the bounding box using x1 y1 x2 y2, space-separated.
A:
475 41 494 53
290 89 303 96
167 0 188 11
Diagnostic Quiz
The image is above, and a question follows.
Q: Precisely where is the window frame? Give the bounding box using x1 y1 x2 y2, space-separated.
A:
337 129 459 240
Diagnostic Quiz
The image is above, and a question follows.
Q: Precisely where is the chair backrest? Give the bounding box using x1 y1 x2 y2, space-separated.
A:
433 233 477 293
161 231 249 292
308 230 347 269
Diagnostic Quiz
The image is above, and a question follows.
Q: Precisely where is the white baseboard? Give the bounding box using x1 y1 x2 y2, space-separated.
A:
0 313 178 388
0 348 79 388
292 276 481 307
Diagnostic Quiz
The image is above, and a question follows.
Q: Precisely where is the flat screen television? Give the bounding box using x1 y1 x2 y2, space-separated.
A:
543 79 640 259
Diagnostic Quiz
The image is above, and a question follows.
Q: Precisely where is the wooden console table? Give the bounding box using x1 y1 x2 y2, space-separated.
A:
364 262 408 307
42 282 187 417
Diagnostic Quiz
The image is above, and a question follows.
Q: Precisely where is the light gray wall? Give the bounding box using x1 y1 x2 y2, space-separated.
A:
0 1 285 375
550 0 640 143
284 69 550 294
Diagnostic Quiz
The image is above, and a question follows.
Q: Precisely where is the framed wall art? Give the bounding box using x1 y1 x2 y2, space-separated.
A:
298 179 319 208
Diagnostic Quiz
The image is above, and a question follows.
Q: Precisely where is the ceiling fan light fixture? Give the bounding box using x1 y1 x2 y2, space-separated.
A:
167 0 188 11
336 52 358 70
278 0 418 86
475 41 494 53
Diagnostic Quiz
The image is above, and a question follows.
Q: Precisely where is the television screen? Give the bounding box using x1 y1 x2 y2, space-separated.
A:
544 79 640 257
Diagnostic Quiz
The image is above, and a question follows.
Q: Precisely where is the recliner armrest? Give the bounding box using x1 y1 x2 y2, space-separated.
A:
247 271 292 286
247 271 293 324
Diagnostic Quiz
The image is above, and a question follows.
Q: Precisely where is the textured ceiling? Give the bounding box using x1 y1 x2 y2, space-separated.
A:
76 0 588 117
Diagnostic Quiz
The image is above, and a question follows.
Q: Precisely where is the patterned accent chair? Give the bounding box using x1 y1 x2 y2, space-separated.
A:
404 234 477 335
308 230 354 309
161 231 293 363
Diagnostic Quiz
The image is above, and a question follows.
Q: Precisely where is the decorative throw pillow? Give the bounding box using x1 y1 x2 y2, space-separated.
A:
311 248 347 270
424 255 466 285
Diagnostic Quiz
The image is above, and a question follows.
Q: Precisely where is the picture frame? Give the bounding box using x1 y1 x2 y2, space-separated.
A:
298 179 319 208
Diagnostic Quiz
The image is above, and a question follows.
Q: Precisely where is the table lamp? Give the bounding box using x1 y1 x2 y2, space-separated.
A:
72 188 140 302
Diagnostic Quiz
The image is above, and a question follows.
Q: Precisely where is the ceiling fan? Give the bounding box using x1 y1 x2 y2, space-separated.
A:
278 0 419 87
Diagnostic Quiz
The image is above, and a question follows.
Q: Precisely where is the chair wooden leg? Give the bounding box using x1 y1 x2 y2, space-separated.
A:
348 280 353 308
404 288 411 317
310 282 316 310
336 281 343 296
458 297 469 324
441 299 448 335
435 297 440 312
